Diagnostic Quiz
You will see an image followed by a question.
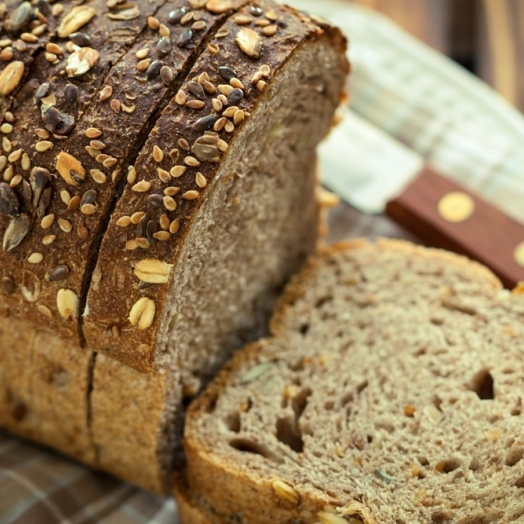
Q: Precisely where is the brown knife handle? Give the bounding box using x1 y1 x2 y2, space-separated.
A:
385 166 524 289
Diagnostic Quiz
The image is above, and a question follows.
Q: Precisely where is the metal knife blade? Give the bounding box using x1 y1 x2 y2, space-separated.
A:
320 111 524 288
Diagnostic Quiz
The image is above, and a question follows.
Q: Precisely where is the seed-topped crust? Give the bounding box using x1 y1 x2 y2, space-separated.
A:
0 0 250 342
83 1 346 372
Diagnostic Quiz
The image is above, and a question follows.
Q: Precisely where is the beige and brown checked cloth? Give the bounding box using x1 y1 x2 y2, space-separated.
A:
4 2 524 522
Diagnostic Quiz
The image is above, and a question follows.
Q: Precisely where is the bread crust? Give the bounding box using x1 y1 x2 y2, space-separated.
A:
84 2 349 372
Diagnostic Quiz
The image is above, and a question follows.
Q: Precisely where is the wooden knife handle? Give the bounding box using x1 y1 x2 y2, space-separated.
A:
385 167 524 289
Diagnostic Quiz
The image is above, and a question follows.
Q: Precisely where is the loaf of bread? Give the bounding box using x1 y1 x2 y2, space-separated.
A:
0 1 348 492
178 239 524 523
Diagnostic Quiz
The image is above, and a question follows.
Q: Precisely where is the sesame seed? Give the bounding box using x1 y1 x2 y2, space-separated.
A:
81 203 97 215
235 14 253 25
256 80 267 91
159 24 170 37
218 84 234 96
217 139 228 152
263 25 278 36
159 214 170 230
137 57 152 72
157 168 171 183
100 85 113 101
28 252 43 264
90 169 107 184
131 211 146 224
41 213 55 229
21 32 38 43
67 195 81 212
8 148 22 162
116 216 131 227
169 219 180 234
36 128 50 139
212 98 223 112
136 47 149 59
21 153 30 171
164 186 181 196
42 234 56 245
38 305 53 318
182 190 199 200
127 166 137 184
35 141 53 152
234 110 245 125
86 127 102 138
216 27 229 38
9 174 22 187
225 121 235 133
213 117 227 132
58 218 73 233
230 78 244 89
46 42 63 55
163 195 177 211
102 157 118 168
110 99 121 113
207 43 219 55
218 94 228 106
178 138 190 151
0 123 12 134
153 145 164 163
90 140 106 150
125 239 139 250
255 20 270 27
192 20 207 30
195 172 207 188
148 16 160 30
60 190 71 205
153 231 170 241
78 225 89 240
184 156 200 167
3 165 13 181
251 70 263 84
222 106 238 118
260 64 271 76
202 80 216 94
132 180 152 192
170 149 180 163
175 89 187 105
186 100 205 110
180 11 194 25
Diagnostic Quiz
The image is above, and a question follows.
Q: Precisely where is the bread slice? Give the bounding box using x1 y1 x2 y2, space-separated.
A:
180 239 524 524
84 1 348 379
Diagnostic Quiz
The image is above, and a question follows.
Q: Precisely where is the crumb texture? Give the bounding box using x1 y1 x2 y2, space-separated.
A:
182 239 524 524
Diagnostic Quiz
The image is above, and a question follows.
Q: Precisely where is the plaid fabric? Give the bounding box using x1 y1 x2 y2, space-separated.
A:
0 434 178 524
4 2 524 522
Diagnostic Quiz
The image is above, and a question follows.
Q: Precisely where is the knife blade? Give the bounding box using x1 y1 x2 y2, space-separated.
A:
319 111 524 288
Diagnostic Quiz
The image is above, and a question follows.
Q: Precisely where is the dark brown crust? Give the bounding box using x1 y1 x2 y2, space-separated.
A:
84 1 348 372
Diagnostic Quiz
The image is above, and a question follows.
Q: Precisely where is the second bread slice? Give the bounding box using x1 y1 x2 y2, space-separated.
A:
179 239 524 524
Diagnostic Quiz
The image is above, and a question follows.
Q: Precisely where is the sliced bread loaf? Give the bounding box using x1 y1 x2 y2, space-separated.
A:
179 239 524 524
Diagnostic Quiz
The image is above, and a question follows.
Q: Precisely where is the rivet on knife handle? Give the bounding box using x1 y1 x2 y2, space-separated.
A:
385 167 524 289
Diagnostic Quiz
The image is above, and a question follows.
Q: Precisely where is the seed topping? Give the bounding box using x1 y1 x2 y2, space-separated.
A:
129 297 156 329
134 258 172 284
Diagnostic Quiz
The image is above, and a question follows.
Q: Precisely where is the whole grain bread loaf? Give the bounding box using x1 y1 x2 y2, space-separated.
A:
179 239 524 523
0 0 348 493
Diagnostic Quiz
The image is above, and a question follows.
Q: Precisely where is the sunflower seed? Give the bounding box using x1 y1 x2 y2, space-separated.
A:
206 0 233 14
236 27 262 58
188 81 206 100
146 220 158 243
3 213 30 252
160 65 174 86
228 88 243 106
80 189 96 206
6 2 33 34
0 60 24 95
64 83 78 104
107 6 140 20
21 270 40 302
57 6 96 38
34 82 50 105
66 47 100 77
0 182 19 216
57 288 78 320
30 167 51 208
194 115 219 131
37 187 52 219
42 106 75 135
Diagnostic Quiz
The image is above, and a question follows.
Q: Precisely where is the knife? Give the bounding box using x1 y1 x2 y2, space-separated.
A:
319 111 524 289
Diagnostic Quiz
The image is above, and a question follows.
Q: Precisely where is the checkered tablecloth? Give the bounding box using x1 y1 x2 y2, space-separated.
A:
4 2 524 523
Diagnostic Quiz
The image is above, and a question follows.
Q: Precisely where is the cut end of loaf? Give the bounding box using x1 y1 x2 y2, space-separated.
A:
182 239 524 524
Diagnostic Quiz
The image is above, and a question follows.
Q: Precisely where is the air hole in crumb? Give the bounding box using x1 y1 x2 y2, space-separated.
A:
432 395 443 410
275 417 304 453
431 510 453 523
315 295 333 309
225 412 241 433
367 435 373 444
438 458 461 473
229 438 274 460
289 359 305 372
516 476 524 489
511 406 522 416
418 456 429 466
506 447 524 467
470 369 495 400
356 380 368 394
469 458 480 471
413 347 427 357
324 400 335 411
292 388 311 420
299 323 310 335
